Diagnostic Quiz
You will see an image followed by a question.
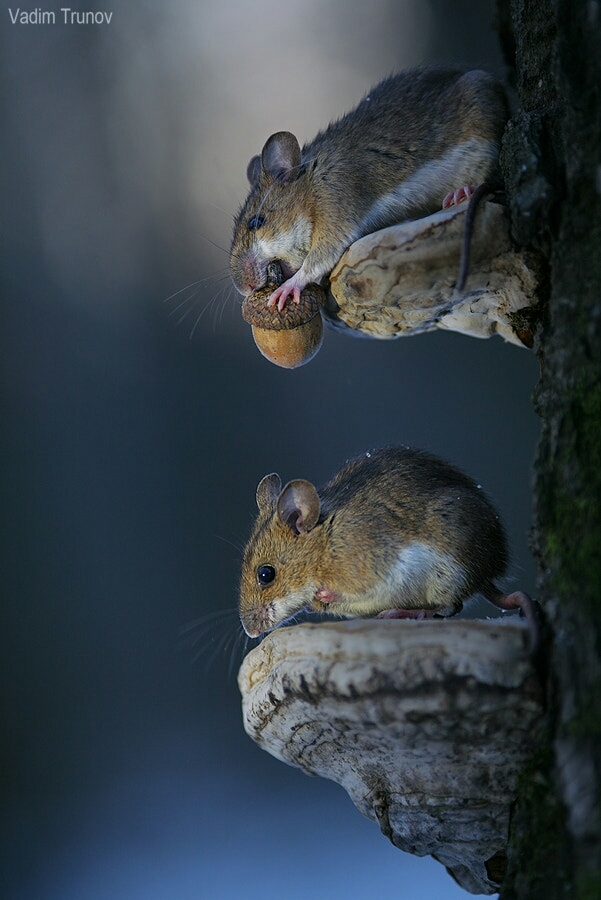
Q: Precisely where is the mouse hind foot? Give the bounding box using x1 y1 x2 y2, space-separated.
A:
442 184 475 208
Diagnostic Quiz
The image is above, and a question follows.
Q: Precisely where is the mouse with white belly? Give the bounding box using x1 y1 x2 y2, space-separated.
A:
239 447 538 650
230 67 508 311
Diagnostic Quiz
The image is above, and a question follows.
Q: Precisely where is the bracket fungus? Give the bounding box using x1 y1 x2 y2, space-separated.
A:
240 200 541 366
324 200 540 347
238 618 546 895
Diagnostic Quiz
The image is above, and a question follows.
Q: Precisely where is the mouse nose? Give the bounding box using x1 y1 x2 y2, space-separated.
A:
239 255 262 294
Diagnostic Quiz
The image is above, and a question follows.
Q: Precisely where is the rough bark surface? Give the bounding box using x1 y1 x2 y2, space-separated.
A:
497 1 601 897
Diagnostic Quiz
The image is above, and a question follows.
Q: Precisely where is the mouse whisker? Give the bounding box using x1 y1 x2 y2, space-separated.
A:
189 280 237 338
164 270 237 339
198 233 230 256
163 272 226 305
179 607 238 638
179 607 253 675
214 533 246 555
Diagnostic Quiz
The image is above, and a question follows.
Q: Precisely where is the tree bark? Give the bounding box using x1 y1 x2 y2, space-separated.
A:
499 1 601 896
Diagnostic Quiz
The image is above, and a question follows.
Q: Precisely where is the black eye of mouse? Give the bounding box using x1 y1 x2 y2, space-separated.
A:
248 215 265 231
257 564 276 586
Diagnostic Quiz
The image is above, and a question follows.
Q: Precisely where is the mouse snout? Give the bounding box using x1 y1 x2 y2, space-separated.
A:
240 603 272 638
233 250 266 295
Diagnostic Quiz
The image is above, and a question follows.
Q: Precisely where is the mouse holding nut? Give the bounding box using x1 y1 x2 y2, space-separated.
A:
230 67 508 311
239 447 538 650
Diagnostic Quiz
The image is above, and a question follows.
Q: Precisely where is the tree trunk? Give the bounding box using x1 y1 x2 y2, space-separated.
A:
499 1 601 896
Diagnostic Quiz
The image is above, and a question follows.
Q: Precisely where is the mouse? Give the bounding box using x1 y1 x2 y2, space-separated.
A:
230 67 508 311
239 447 538 649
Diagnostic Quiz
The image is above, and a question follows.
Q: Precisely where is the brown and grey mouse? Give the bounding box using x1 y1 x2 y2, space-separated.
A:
239 447 537 648
230 68 508 310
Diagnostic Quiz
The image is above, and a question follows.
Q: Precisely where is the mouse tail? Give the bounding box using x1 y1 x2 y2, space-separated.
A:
455 182 505 293
481 582 541 654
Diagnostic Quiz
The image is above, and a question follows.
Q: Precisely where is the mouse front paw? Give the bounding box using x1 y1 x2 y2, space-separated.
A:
267 276 304 311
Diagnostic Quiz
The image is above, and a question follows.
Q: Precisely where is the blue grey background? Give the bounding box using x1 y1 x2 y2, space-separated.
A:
2 2 536 897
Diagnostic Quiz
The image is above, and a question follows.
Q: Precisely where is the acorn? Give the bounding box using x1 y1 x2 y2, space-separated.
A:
241 262 325 369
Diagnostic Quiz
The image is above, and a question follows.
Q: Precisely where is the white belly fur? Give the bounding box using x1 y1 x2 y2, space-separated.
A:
358 138 498 233
340 541 468 618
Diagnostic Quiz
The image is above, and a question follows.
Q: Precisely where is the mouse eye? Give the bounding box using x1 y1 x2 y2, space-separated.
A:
248 215 265 231
257 564 276 586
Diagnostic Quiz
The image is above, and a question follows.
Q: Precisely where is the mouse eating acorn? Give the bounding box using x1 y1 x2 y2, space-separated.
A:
230 67 508 312
240 261 325 368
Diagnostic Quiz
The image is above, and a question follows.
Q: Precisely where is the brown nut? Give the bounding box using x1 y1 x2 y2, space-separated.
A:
251 315 323 369
241 283 326 368
241 283 325 329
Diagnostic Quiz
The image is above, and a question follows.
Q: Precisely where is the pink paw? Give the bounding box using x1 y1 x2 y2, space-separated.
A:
442 185 474 209
267 279 303 311
315 587 338 604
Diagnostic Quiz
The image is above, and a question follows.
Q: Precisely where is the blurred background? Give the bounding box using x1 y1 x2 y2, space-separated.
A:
1 1 537 897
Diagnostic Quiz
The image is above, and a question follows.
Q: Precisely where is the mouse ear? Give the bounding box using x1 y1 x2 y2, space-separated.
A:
261 132 302 182
256 473 282 512
246 155 262 187
277 479 320 535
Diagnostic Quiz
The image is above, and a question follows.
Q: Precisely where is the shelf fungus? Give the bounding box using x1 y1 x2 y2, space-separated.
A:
324 200 540 346
238 618 546 895
241 201 541 365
